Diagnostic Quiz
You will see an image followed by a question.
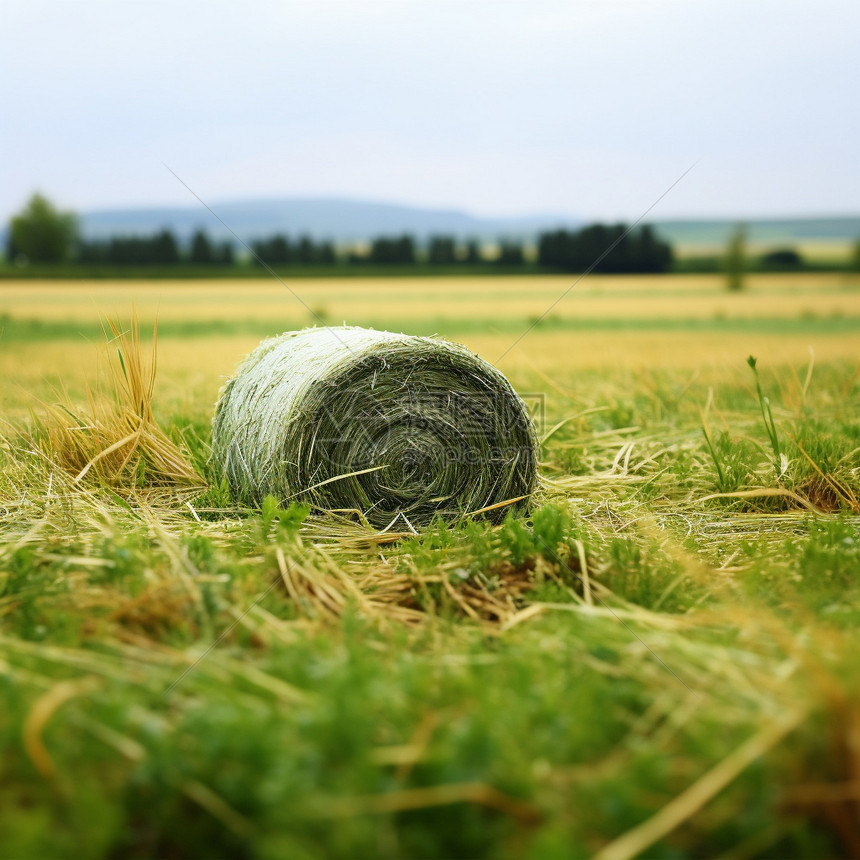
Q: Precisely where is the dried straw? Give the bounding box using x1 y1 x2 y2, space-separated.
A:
32 317 204 492
211 326 537 527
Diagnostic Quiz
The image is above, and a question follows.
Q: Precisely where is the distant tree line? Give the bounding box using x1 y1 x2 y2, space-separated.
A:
362 235 416 265
251 233 526 267
341 235 526 266
251 235 335 266
12 192 860 277
1 196 674 272
537 224 672 273
77 230 234 265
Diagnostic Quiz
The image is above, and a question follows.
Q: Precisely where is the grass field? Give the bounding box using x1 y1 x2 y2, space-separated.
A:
2 272 859 412
1 273 859 858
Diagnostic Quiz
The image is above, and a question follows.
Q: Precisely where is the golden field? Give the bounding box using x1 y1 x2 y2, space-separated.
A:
2 272 859 323
1 272 859 418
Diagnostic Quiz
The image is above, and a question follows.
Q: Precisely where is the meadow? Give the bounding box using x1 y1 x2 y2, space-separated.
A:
1 273 859 858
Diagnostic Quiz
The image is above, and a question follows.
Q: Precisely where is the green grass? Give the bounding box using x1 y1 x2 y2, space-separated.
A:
1 349 859 858
3 313 860 343
0 262 546 280
0 256 856 280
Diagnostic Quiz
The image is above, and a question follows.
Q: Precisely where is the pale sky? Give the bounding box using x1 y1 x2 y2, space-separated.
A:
2 0 858 223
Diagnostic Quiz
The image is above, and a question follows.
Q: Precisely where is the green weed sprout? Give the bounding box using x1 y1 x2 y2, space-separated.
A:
747 355 785 479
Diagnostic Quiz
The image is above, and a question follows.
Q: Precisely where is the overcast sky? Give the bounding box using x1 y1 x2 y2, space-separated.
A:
3 0 858 223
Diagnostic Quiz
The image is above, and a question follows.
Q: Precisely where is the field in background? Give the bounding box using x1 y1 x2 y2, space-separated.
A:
1 272 859 858
2 272 859 418
4 272 860 325
673 238 855 262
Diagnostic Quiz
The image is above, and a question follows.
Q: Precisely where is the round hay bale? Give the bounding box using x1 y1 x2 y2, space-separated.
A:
211 326 538 528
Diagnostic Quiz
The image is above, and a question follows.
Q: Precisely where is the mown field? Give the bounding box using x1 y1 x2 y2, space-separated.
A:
1 273 859 859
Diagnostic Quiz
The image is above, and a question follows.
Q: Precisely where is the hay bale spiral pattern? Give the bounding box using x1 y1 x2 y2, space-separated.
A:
211 326 537 527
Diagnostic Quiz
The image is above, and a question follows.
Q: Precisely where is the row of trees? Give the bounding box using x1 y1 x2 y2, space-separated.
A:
5 194 674 271
4 195 232 265
249 230 669 269
251 233 526 266
10 194 860 279
77 231 234 265
251 235 335 266
538 224 672 273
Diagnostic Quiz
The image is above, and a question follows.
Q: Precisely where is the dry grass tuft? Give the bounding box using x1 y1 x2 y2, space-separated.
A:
792 439 860 514
31 316 205 492
109 585 200 640
267 538 581 630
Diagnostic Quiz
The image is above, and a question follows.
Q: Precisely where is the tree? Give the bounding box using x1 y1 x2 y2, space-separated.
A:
252 235 290 265
724 224 747 291
151 230 180 264
76 239 108 264
537 229 571 269
296 236 315 265
316 241 336 265
215 241 235 265
188 230 215 263
851 237 860 272
427 235 456 266
464 240 482 264
7 193 77 263
634 224 673 273
760 248 802 269
537 224 672 273
107 237 146 264
496 240 524 266
190 229 215 264
370 235 415 265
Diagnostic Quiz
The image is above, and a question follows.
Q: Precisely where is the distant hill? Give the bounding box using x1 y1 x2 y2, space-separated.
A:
5 197 859 251
78 198 577 244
